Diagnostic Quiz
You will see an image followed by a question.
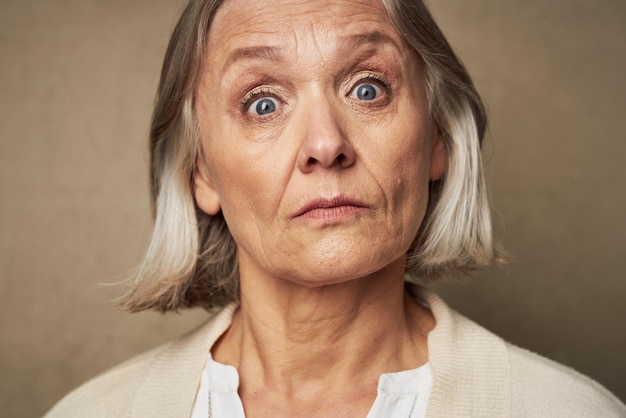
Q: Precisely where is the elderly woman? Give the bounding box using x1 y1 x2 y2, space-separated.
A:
46 0 625 416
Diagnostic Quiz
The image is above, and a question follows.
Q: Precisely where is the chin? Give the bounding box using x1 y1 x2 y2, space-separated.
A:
282 251 406 288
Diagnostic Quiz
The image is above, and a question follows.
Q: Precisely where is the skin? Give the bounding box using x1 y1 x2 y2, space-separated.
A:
193 0 446 416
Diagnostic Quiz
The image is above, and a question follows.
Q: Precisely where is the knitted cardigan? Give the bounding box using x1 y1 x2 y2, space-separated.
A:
45 289 626 417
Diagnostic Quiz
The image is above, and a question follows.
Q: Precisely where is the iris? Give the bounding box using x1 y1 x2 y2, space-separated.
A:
355 83 378 100
249 97 277 115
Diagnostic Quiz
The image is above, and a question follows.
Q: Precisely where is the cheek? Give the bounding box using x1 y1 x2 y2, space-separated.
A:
197 117 251 223
208 151 258 217
372 118 431 192
197 93 295 242
205 153 266 255
396 141 431 223
204 138 286 240
371 122 433 242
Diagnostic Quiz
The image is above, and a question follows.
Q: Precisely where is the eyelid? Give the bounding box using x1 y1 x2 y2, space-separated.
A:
240 87 276 109
357 72 389 86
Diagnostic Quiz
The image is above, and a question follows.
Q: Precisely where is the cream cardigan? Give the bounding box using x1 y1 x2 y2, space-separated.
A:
45 290 626 417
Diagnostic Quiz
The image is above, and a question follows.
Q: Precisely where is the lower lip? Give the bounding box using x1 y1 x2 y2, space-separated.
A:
298 205 368 221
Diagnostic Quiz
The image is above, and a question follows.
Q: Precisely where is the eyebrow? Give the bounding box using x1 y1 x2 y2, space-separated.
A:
220 31 402 75
347 31 401 50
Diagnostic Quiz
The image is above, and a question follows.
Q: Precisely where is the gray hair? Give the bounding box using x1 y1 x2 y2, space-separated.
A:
121 0 504 312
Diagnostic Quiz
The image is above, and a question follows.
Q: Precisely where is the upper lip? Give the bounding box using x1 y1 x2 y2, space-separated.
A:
292 195 369 218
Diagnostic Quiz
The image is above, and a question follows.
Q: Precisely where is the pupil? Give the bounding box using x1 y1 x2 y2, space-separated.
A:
256 99 276 115
357 84 376 100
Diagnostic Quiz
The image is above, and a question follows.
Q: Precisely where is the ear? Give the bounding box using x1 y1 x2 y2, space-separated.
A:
429 132 447 181
193 160 221 215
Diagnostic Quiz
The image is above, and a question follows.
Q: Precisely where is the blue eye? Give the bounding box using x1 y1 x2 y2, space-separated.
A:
351 82 382 101
248 97 278 115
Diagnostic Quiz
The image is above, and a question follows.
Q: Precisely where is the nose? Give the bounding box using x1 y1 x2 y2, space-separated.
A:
296 97 356 173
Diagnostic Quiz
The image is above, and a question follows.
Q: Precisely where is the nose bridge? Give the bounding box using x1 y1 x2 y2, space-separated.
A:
297 91 355 171
307 93 342 145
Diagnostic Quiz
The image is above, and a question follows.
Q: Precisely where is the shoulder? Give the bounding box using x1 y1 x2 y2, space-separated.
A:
43 344 167 418
44 304 238 418
419 288 625 417
506 344 626 417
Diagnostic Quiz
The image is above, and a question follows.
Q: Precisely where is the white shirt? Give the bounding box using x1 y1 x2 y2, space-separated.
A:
192 354 431 417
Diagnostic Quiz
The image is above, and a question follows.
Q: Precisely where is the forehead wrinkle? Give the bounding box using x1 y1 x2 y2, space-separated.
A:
343 31 404 54
218 29 405 80
295 29 410 79
207 2 413 87
220 45 285 77
310 25 408 66
325 30 409 72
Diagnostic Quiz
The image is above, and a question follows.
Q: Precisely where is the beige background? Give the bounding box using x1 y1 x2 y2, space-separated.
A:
1 0 624 416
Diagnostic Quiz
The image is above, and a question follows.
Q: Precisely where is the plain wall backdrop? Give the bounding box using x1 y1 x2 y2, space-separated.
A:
1 1 624 416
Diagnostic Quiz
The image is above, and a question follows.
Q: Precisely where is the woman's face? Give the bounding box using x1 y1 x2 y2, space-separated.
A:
194 0 446 286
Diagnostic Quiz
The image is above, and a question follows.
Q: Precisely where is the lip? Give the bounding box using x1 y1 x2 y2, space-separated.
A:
292 195 370 220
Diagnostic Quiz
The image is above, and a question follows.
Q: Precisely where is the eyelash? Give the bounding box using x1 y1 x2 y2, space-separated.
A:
351 72 389 90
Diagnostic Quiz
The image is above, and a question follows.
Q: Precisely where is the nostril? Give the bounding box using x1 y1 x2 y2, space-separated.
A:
307 153 345 167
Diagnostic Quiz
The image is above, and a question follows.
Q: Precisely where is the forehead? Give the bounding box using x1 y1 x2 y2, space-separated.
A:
207 0 404 59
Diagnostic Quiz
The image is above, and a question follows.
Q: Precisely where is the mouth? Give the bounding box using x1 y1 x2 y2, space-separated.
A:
292 196 370 220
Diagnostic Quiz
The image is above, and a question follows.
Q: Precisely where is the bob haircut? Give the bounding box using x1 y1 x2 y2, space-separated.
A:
122 0 504 312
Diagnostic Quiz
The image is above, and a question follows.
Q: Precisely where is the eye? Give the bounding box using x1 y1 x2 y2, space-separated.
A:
350 81 383 101
247 97 279 115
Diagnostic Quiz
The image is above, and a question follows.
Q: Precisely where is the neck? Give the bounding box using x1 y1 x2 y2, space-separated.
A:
212 258 434 406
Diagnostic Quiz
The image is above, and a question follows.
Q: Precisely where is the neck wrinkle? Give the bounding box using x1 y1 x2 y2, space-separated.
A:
212 263 433 401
